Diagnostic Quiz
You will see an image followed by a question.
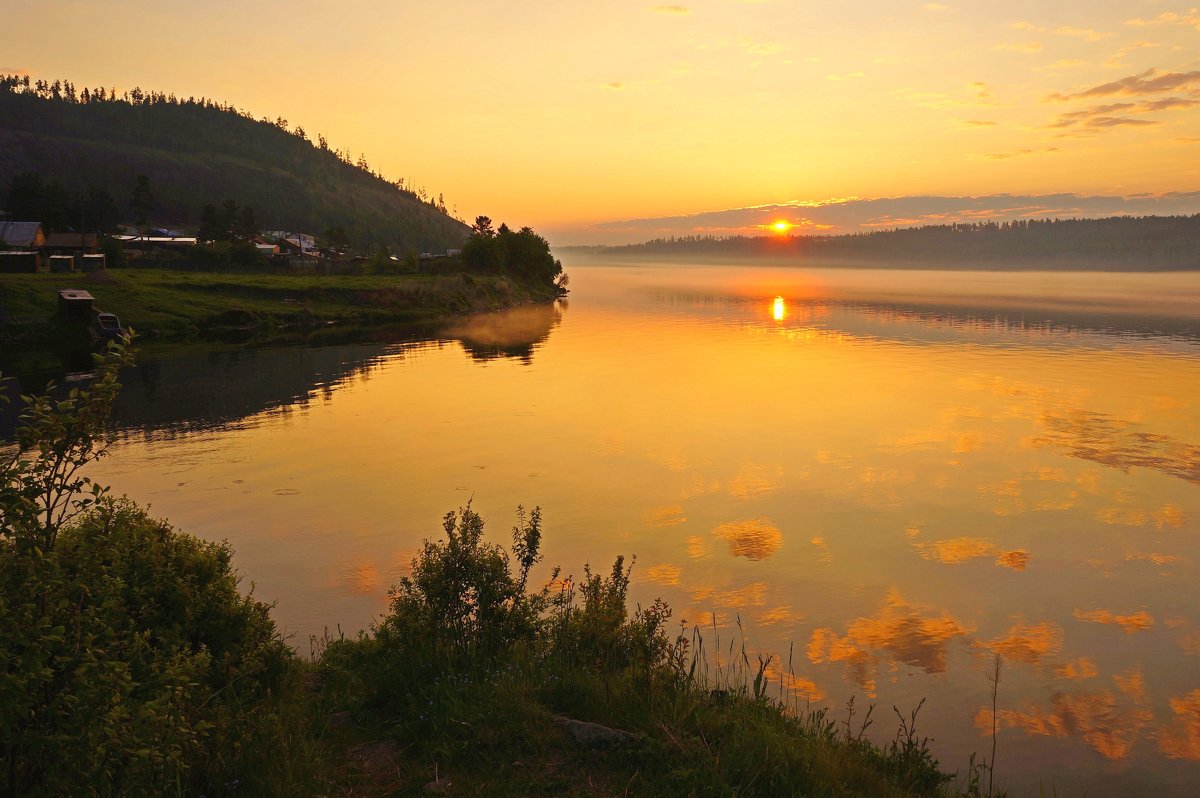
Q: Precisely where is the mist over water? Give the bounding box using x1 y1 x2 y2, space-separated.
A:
90 262 1200 797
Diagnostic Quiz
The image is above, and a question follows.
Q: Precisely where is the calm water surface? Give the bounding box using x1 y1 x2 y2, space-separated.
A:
92 263 1199 796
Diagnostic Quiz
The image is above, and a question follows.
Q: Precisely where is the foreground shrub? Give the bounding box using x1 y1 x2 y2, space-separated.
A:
1 343 303 796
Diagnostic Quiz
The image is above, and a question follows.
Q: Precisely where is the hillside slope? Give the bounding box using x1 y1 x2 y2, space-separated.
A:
0 78 470 253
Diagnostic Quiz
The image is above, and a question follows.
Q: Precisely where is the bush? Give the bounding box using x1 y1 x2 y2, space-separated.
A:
1 343 297 796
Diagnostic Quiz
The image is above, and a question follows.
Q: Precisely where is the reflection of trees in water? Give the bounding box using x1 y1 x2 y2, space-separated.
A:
109 343 414 438
444 302 564 364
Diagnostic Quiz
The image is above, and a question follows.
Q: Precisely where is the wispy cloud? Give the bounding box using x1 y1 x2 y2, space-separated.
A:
737 36 783 55
1047 68 1200 101
1011 20 1045 32
650 4 691 14
826 71 865 81
995 41 1043 53
922 3 949 11
1127 10 1200 31
1054 26 1112 42
977 147 1059 160
1105 41 1162 68
1043 98 1196 130
602 81 625 90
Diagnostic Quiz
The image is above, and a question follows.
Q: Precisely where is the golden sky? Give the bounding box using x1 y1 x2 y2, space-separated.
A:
5 1 1199 242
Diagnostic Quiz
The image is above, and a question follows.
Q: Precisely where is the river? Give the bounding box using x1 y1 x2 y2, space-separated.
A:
87 261 1200 796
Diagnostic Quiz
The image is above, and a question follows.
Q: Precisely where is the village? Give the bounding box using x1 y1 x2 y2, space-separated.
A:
0 218 463 276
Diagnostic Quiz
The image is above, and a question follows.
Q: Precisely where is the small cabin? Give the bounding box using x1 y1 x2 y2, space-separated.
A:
57 288 95 323
80 253 106 272
0 250 44 273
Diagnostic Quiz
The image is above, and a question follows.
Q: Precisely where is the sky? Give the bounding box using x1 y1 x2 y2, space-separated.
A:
3 1 1200 244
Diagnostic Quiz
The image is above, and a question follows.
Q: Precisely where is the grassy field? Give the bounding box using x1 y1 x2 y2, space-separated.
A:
0 268 558 341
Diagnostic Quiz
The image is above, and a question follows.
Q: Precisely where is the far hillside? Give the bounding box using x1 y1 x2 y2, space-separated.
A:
565 215 1200 270
0 75 469 254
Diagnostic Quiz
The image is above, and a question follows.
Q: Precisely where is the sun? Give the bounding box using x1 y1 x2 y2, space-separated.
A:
771 220 791 235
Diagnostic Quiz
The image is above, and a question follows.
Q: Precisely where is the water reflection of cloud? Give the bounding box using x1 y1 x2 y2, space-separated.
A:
645 504 688 527
987 622 1063 664
758 605 801 625
644 563 682 586
976 673 1153 760
762 665 825 701
691 581 769 608
1095 503 1187 528
911 536 1029 571
1055 657 1100 680
1030 408 1200 486
712 519 783 560
1073 608 1155 633
807 590 971 691
686 535 711 559
1160 689 1200 760
728 462 784 500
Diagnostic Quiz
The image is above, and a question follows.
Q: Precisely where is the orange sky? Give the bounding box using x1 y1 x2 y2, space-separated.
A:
5 1 1199 242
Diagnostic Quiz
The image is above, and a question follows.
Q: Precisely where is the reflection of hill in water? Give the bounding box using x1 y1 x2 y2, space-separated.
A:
111 343 413 438
43 303 564 439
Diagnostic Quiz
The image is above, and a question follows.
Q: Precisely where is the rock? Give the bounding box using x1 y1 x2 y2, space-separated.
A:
349 740 399 782
424 778 453 794
326 710 355 729
553 715 640 749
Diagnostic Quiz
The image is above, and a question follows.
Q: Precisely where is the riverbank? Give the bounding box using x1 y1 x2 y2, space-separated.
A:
0 268 563 345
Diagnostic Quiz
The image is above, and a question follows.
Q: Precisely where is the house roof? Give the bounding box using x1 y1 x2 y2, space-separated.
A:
0 221 43 247
45 232 100 249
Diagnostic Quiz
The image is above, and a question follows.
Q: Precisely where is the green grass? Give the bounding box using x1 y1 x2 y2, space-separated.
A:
0 268 558 341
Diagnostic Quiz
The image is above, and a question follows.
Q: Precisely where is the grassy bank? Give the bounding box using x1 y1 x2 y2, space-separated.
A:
0 268 561 343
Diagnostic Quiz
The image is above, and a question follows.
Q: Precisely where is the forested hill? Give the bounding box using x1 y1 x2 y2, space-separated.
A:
0 75 469 253
568 215 1200 270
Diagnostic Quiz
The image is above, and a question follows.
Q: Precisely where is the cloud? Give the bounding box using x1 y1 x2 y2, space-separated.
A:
826 71 866 80
651 4 691 14
1011 21 1045 32
995 41 1043 53
737 36 783 55
1053 25 1112 42
602 81 625 90
1047 68 1200 101
1105 40 1162 68
961 119 997 127
1127 10 1200 31
977 147 1059 160
922 3 949 11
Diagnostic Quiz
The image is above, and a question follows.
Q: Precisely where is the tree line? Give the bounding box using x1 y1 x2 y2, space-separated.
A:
0 73 451 212
589 215 1200 269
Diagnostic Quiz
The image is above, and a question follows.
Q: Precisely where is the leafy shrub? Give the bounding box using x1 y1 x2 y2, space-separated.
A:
1 343 293 796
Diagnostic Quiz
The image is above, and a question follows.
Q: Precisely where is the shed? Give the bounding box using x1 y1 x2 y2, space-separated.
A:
0 251 44 273
0 221 46 249
57 289 95 323
44 232 101 253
